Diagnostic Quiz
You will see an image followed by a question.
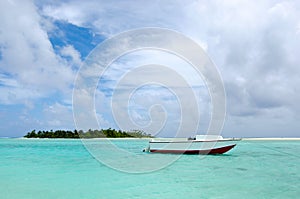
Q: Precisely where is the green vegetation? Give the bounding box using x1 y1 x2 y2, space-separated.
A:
24 129 153 139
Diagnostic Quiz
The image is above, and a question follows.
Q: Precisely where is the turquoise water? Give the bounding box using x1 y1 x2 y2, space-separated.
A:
0 139 299 199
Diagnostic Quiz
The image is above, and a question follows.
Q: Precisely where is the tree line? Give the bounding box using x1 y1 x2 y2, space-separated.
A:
24 128 153 138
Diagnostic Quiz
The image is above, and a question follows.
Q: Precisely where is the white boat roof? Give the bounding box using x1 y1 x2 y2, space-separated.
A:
150 135 225 142
196 135 223 141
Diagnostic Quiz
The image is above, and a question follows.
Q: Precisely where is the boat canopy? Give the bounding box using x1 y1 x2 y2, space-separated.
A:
196 135 223 141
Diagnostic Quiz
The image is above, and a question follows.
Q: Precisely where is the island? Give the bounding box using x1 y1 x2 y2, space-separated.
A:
24 128 153 139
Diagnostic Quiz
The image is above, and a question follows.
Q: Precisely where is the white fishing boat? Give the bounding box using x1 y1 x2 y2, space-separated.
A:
145 135 241 155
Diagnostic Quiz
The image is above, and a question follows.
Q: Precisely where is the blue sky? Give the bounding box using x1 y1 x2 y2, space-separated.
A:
1 0 300 137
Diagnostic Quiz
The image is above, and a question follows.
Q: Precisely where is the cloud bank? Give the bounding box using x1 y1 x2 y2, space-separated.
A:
1 0 300 137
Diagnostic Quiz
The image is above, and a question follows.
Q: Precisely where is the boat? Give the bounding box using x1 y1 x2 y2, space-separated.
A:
145 135 241 155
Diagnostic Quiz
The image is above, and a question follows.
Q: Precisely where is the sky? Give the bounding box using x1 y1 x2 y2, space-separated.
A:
0 0 300 138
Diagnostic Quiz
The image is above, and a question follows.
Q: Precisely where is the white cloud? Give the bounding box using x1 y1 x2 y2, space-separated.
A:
1 0 300 137
39 0 186 35
59 44 82 66
41 1 92 27
46 0 300 136
0 0 76 105
87 49 211 136
43 102 75 130
297 23 300 34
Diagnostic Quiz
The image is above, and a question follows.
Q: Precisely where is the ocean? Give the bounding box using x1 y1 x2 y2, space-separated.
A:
0 138 299 199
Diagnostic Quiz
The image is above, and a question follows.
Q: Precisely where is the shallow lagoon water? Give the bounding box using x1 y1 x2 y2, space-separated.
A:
0 139 299 199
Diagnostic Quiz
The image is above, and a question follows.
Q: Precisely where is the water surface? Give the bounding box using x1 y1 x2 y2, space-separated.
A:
1 139 299 198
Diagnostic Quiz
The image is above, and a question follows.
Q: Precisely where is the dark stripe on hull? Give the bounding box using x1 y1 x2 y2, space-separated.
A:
150 144 236 155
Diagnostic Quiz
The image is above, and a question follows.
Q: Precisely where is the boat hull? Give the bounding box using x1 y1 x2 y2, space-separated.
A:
148 139 240 155
150 144 236 154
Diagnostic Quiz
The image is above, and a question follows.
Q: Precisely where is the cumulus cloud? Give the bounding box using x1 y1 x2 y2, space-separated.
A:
0 0 76 105
37 0 300 137
1 0 300 137
39 0 186 35
59 44 82 66
85 49 213 136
